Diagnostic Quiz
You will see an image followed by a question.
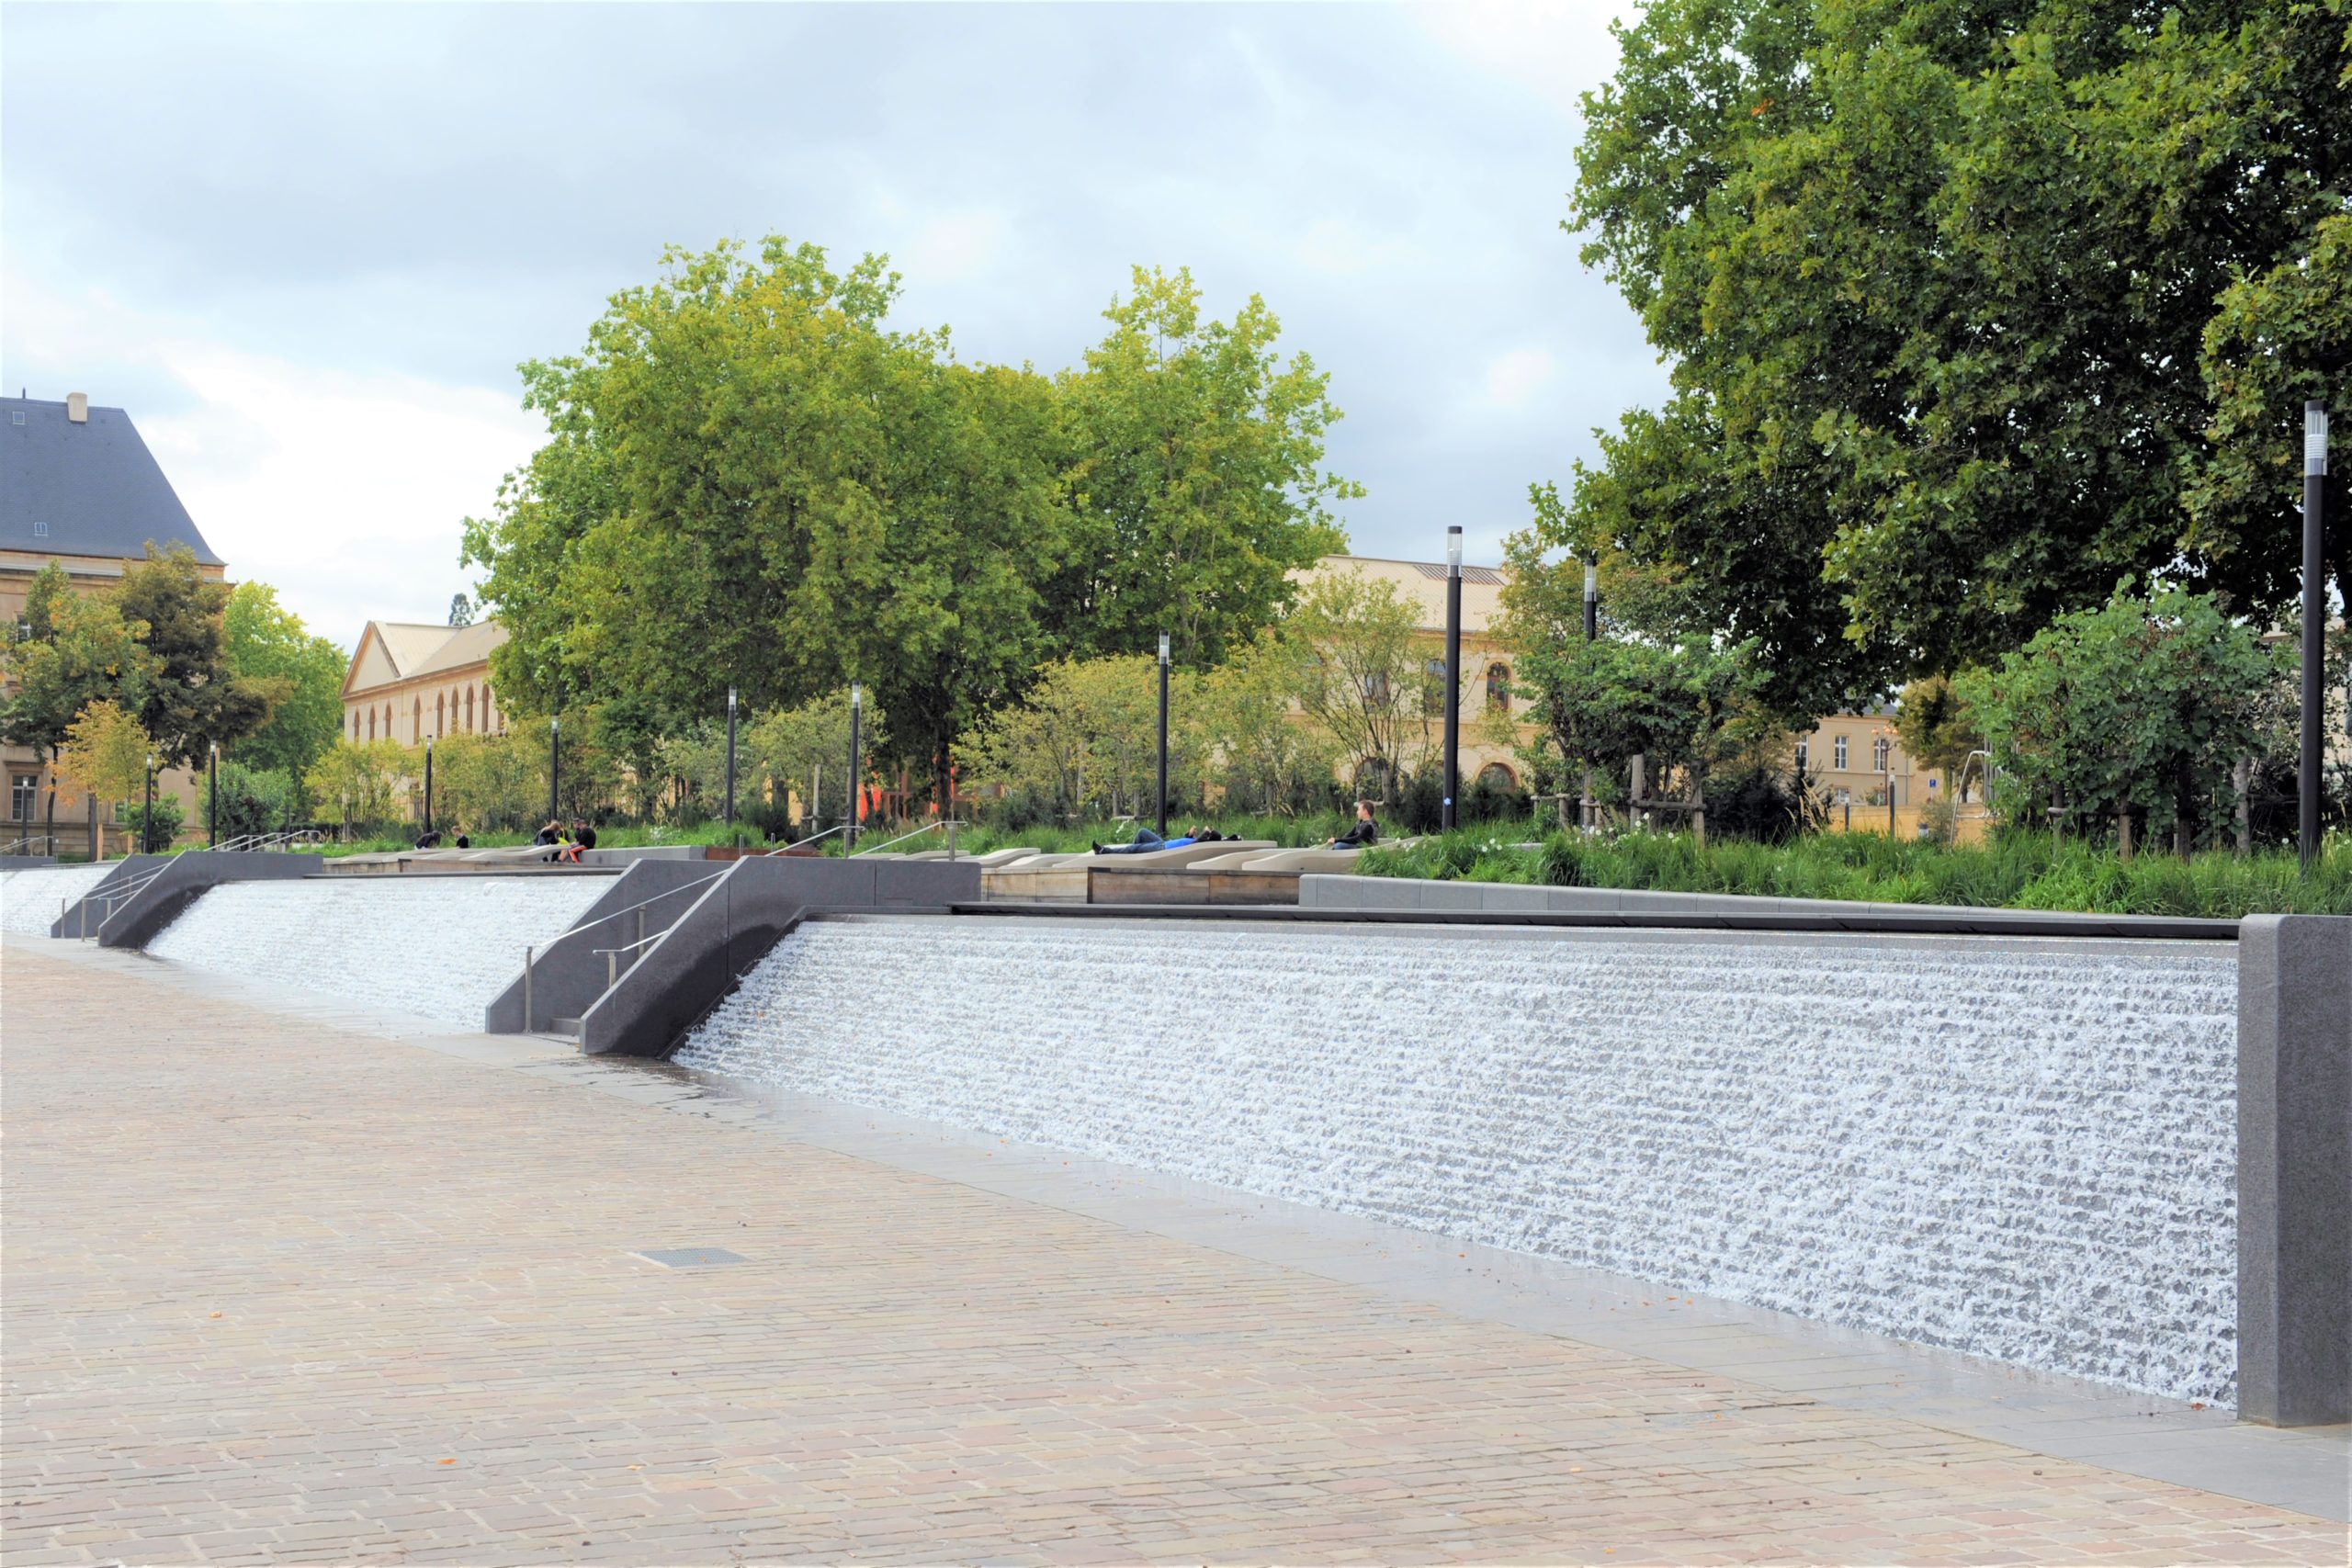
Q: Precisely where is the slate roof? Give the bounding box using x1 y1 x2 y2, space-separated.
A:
1 396 223 567
344 618 506 698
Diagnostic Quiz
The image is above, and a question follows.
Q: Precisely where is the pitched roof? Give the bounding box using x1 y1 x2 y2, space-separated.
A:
1306 554 1510 636
2 396 223 566
343 617 505 697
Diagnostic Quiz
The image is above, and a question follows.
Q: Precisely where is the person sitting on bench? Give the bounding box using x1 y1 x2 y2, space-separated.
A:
1091 828 1196 855
1329 800 1379 849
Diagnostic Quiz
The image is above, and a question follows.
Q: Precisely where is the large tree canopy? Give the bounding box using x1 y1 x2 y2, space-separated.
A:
463 238 1355 807
1568 0 2351 712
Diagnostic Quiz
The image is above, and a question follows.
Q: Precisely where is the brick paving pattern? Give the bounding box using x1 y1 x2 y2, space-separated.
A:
2 946 2341 1564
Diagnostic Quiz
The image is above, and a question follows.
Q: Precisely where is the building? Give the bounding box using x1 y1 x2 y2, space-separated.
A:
3 392 224 857
341 618 508 747
1296 553 1535 796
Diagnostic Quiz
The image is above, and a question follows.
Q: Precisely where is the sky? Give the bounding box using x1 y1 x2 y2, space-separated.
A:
1 1 1664 647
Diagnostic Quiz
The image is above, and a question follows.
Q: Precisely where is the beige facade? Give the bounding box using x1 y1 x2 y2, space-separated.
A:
341 619 508 747
1296 553 1539 795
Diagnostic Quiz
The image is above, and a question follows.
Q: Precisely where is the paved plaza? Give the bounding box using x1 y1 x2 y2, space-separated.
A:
3 940 2346 1565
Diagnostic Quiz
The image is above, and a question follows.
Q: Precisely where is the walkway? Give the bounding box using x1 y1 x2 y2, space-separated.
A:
2 941 2344 1564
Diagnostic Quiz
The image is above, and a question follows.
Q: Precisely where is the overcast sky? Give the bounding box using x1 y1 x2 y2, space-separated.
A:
2 1 1662 645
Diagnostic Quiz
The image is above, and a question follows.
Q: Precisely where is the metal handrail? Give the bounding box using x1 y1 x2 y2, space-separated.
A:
2 835 57 855
854 818 968 856
781 823 845 851
77 863 174 940
543 872 721 950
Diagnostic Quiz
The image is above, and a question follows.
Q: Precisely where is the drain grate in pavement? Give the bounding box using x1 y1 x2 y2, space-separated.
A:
634 1247 747 1269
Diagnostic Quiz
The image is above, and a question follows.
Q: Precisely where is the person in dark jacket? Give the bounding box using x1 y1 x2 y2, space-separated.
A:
571 820 598 851
1092 828 1194 855
1329 800 1379 848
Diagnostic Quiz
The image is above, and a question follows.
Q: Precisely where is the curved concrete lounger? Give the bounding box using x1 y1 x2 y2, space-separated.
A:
901 846 1041 867
1080 840 1277 870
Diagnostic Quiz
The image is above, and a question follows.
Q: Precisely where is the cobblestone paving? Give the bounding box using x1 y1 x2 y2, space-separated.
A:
2 947 2342 1565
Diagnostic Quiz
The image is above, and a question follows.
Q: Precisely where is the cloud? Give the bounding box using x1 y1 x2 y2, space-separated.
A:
1406 0 1627 116
6 265 543 645
1483 347 1559 410
905 210 1011 285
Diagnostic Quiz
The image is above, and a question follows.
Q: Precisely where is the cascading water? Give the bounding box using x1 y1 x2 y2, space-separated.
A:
0 863 115 936
148 876 607 1031
679 916 2241 1405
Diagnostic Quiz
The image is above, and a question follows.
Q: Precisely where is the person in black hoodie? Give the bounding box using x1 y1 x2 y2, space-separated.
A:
1329 800 1379 848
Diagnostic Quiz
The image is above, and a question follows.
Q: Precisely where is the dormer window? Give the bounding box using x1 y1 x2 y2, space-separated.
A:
31 521 48 537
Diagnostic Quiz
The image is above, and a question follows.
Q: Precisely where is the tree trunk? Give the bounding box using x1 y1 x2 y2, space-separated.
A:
2175 756 2194 859
934 732 954 825
2118 808 2133 861
2235 756 2253 857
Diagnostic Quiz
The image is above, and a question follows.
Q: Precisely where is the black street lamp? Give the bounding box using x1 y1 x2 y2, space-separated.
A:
1581 555 1599 829
1156 633 1170 837
724 686 739 845
845 683 863 851
1442 525 1463 830
142 751 154 854
548 714 560 825
207 740 218 849
2301 399 2328 874
423 736 434 843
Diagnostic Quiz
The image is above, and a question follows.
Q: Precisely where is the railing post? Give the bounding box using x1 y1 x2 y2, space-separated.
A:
607 949 618 993
523 945 534 1032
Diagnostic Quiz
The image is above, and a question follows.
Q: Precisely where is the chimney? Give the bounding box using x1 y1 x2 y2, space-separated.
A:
65 392 88 423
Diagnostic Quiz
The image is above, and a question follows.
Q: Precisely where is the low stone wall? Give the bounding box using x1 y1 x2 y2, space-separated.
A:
678 916 2241 1404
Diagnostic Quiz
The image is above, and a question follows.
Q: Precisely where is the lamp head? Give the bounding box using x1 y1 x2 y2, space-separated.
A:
1584 559 1598 597
851 682 862 709
1445 525 1463 570
2310 400 2331 477
1159 632 1170 664
728 685 737 709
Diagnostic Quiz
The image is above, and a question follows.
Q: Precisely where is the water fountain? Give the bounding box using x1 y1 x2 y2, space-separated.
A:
0 863 116 935
678 915 2240 1404
147 876 607 1031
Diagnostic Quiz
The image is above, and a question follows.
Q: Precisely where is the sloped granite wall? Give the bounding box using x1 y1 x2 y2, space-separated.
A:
678 918 2240 1404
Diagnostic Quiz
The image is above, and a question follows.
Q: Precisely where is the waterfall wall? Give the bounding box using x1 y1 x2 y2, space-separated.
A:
677 916 2240 1404
147 876 607 1031
1 863 115 935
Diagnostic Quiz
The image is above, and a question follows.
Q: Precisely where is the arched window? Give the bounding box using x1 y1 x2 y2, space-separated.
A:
1422 658 1446 716
412 698 421 739
367 707 377 741
465 686 476 731
1872 736 1891 772
1364 671 1391 705
1486 663 1511 715
436 692 446 736
1476 762 1517 791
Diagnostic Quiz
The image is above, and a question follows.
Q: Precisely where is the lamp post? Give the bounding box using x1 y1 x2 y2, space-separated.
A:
1442 525 1463 830
142 751 153 854
423 737 434 842
724 686 739 846
548 715 560 825
1156 633 1170 837
1581 555 1599 829
846 684 863 851
207 740 218 849
2301 399 2327 874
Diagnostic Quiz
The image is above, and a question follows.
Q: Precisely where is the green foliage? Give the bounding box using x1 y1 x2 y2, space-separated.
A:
125 796 183 853
56 699 152 812
222 582 348 784
2 579 159 764
1193 629 1341 816
744 690 875 829
1958 582 2281 844
115 544 281 767
1567 0 2352 694
304 739 411 837
1360 826 2352 916
461 238 1356 811
1892 675 1982 779
208 761 297 841
429 731 543 835
1281 567 1436 790
1052 265 1357 666
956 657 1196 822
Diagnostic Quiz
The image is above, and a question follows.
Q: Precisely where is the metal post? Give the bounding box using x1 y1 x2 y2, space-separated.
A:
87 791 98 863
1442 525 1463 830
207 741 218 848
2301 400 2327 874
523 945 534 1032
1156 633 1170 837
724 686 739 846
1580 555 1598 829
1887 769 1897 838
423 737 434 841
548 715 560 826
142 752 153 854
846 684 862 851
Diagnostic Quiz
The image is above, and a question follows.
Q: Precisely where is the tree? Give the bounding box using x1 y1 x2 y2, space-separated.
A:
1051 265 1359 667
1957 582 2280 850
1281 567 1430 794
1892 675 1983 780
304 739 411 839
1568 0 2352 694
447 592 476 627
1194 629 1339 816
114 544 281 766
55 699 151 860
956 657 1191 822
430 731 543 835
743 690 877 830
2 584 159 844
222 582 347 786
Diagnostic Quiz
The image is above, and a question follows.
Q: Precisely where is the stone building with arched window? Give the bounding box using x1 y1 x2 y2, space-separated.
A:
340 618 508 749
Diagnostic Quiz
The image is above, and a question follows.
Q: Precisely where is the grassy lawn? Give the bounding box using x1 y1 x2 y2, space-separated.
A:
1358 827 2352 918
